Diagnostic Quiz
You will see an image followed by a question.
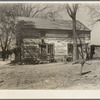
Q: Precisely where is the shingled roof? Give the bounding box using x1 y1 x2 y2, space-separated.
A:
18 17 90 31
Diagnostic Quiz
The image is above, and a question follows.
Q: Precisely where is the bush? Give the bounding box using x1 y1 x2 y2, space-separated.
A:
21 58 40 64
38 52 48 61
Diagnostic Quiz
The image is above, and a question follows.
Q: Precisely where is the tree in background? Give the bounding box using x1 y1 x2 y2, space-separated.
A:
86 4 100 24
12 3 47 18
0 3 48 61
0 4 16 61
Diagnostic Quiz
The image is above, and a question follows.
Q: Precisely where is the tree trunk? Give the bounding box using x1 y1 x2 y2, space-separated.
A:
72 19 78 61
2 50 6 61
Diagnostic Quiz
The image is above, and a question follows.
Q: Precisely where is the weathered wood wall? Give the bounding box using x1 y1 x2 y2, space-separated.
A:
16 28 90 61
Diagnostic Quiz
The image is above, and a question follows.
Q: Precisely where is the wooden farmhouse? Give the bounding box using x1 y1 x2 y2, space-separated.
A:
15 17 91 63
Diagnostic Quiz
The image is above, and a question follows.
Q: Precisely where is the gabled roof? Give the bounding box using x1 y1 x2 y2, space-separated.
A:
18 17 91 31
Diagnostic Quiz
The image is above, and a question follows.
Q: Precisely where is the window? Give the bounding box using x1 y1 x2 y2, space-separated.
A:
48 44 54 54
68 44 73 56
39 44 54 55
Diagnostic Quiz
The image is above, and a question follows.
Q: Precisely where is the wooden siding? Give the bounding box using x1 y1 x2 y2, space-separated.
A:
19 29 90 57
16 28 91 62
18 28 90 39
44 38 68 56
45 30 71 38
21 29 40 38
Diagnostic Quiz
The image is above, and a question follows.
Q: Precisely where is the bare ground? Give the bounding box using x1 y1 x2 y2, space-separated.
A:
0 60 100 89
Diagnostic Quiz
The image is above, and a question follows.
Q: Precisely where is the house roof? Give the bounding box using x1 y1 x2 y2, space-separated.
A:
18 17 91 31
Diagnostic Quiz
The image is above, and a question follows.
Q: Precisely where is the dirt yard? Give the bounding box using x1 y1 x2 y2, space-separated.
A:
0 60 100 89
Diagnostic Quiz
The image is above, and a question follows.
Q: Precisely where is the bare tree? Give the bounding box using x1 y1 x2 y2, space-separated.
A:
0 3 48 61
12 3 47 18
86 4 100 25
65 4 79 62
72 23 91 75
0 4 16 61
